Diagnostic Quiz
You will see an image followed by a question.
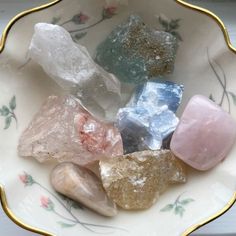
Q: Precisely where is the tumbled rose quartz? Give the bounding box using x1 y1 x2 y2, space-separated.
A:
170 95 236 171
51 162 117 217
29 23 123 122
99 150 186 210
18 95 123 166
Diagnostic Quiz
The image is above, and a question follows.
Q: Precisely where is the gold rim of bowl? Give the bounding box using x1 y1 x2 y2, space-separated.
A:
0 0 236 235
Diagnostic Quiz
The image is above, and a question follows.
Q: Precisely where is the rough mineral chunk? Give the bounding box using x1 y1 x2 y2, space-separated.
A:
129 81 184 113
95 15 178 84
99 150 186 210
117 81 182 153
51 162 117 217
29 23 123 122
18 95 123 166
171 95 236 171
118 106 178 153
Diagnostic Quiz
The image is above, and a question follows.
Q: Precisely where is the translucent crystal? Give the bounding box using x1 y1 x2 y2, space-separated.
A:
51 162 117 216
95 15 178 84
118 106 178 153
18 95 123 166
171 95 236 170
117 81 182 153
29 23 122 122
99 150 186 210
129 81 184 113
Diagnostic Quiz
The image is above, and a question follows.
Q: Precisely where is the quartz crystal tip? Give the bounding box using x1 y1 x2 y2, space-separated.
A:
51 162 117 217
29 23 123 122
99 150 186 210
95 15 178 84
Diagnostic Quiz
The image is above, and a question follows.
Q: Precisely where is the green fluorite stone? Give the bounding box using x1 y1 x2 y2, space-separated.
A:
95 15 178 84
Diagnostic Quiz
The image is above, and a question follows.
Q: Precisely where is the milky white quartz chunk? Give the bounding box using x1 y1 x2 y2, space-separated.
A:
170 95 236 171
18 95 123 166
51 162 117 217
29 23 122 122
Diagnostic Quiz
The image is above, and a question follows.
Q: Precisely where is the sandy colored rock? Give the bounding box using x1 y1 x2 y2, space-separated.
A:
99 150 186 210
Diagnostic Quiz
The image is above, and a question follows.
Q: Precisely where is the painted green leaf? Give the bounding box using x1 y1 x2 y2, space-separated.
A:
160 204 174 212
175 205 185 217
9 96 16 110
51 17 61 25
209 94 215 102
171 31 183 41
57 221 76 228
229 92 236 105
158 17 168 30
4 116 11 129
1 106 9 116
73 32 87 41
169 19 180 30
179 198 194 205
71 201 84 210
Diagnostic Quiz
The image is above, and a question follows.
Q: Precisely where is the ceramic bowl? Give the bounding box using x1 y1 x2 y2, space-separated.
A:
0 0 236 235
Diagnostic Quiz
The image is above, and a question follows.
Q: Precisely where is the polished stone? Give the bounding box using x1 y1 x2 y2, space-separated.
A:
18 95 123 166
51 162 117 217
170 95 236 170
99 150 186 210
95 15 178 84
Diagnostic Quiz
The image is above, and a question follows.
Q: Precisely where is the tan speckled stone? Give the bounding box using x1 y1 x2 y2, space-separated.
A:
99 150 186 210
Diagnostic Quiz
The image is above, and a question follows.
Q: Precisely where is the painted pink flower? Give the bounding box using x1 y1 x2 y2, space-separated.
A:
18 172 34 186
72 12 90 24
102 6 117 19
40 196 54 211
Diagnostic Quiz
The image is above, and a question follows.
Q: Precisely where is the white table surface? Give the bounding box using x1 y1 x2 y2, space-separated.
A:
0 1 236 235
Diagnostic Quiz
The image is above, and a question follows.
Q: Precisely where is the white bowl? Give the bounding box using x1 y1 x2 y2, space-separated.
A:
0 0 236 235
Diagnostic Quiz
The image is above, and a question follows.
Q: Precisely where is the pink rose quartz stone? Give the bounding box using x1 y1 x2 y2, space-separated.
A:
170 95 236 171
18 95 123 166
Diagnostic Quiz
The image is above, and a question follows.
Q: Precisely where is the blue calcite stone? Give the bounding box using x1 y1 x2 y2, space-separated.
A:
129 81 184 113
117 81 183 153
95 15 178 84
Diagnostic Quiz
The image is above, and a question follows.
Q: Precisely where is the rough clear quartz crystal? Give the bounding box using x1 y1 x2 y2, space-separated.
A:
95 15 178 84
117 81 182 153
29 23 122 122
51 162 117 216
18 95 123 166
99 150 186 210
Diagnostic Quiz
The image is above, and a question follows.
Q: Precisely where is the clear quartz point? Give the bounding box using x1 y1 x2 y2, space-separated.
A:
29 23 123 122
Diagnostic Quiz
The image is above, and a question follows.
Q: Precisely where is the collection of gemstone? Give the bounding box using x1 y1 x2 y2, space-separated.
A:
18 15 236 217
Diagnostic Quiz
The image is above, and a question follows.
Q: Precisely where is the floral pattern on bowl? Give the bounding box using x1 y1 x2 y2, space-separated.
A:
0 0 236 236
